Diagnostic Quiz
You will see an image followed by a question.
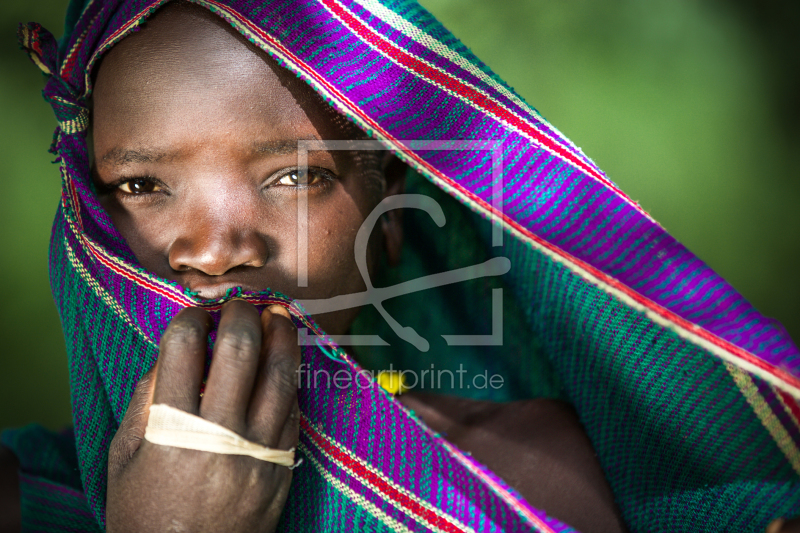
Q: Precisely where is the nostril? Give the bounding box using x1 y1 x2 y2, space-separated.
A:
241 256 267 269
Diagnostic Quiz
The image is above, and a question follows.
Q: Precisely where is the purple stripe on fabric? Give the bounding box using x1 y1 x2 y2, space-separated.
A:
20 474 87 500
44 0 800 528
56 0 800 379
341 0 601 183
266 8 799 363
296 347 552 532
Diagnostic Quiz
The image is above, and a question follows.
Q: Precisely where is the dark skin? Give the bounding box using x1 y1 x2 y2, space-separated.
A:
398 393 626 532
107 302 299 532
2 3 799 533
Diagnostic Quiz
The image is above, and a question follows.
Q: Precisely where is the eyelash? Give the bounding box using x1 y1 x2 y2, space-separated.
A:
102 176 166 199
102 166 336 199
269 167 335 190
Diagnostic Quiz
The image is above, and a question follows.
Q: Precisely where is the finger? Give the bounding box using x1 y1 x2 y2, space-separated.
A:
767 520 785 533
263 305 301 452
768 517 800 533
201 299 262 433
246 305 301 447
274 396 301 454
108 365 157 477
267 303 292 320
152 307 211 414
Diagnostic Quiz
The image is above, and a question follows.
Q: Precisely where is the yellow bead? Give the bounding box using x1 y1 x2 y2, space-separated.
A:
377 370 409 395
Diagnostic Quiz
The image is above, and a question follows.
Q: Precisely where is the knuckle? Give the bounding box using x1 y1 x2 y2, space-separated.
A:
216 324 259 363
268 314 296 336
135 371 154 392
268 354 300 396
108 428 141 474
268 350 299 379
162 318 206 349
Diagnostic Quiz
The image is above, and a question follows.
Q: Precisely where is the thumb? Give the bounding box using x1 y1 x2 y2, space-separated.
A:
108 364 158 477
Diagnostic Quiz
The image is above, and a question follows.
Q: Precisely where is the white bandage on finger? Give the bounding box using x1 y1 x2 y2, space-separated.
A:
144 404 295 467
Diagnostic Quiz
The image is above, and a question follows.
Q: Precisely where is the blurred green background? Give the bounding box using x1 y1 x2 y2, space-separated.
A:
1 0 798 430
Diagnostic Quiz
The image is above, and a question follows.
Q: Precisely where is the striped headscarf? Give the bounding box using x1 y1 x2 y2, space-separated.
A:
8 0 800 531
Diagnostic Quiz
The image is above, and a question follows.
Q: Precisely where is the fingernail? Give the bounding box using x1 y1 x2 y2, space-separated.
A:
267 304 292 320
766 519 786 533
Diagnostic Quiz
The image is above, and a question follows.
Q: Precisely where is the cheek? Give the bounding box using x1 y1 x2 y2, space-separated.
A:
288 188 378 336
303 194 369 297
99 197 174 270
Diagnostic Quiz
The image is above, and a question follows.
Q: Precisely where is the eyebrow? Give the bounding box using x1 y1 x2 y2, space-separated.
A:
253 136 328 155
253 139 302 155
98 137 325 168
100 147 167 166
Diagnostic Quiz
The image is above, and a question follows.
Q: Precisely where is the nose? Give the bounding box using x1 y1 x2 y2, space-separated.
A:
168 218 269 276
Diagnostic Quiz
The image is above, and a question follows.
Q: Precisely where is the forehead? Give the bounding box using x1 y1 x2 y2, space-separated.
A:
91 3 356 160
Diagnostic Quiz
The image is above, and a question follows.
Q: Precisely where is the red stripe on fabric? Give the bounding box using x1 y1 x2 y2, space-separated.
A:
320 0 649 219
61 46 79 81
778 389 800 428
313 0 800 393
301 418 469 533
66 176 84 232
80 1 171 89
85 242 191 306
66 187 327 322
61 51 77 81
30 29 43 57
66 178 194 306
84 0 799 397
203 1 799 394
67 175 329 319
60 1 103 81
198 2 519 259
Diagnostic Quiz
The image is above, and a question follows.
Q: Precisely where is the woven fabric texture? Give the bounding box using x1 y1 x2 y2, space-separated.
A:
5 0 800 531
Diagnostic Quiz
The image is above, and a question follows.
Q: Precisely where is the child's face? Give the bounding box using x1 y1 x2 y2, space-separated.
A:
91 5 401 335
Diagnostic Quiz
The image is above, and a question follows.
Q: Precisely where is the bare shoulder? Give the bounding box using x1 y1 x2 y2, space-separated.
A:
399 392 627 533
0 446 21 533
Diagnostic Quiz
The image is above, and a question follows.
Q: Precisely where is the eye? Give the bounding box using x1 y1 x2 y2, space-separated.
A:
118 178 163 194
276 168 329 187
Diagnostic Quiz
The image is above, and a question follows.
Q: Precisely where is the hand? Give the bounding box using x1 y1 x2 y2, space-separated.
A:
106 300 301 532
